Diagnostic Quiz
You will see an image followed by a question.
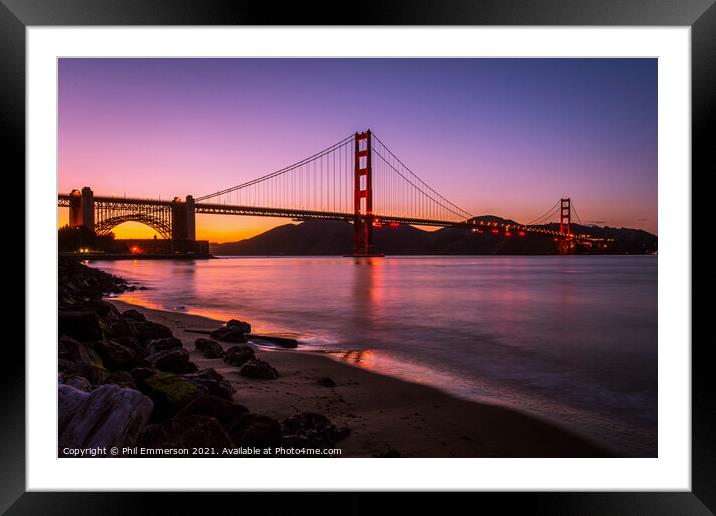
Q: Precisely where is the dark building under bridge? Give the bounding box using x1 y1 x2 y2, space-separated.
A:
109 238 210 257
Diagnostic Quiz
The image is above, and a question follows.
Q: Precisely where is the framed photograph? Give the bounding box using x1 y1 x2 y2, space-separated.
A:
6 0 709 512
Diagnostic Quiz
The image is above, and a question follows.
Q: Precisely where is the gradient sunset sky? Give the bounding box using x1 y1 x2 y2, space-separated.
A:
58 58 657 241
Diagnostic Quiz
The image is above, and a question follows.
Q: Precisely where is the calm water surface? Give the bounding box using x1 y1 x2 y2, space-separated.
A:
91 255 657 456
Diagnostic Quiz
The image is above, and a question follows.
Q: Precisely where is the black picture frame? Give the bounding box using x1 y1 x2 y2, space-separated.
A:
4 0 709 513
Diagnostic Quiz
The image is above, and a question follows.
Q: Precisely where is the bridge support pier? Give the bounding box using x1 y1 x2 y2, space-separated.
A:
353 217 374 256
171 195 197 253
185 195 196 241
352 130 380 256
171 196 196 240
68 187 95 231
68 189 82 227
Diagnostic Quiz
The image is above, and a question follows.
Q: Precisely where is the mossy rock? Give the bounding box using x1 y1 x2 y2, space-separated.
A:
58 359 108 386
58 335 105 369
89 353 105 369
90 338 144 371
140 371 207 421
143 372 200 404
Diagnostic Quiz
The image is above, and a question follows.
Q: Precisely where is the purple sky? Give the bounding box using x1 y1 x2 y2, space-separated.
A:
58 58 657 241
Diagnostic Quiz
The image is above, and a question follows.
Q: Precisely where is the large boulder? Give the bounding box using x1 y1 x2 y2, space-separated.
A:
222 345 255 367
227 413 281 448
175 395 248 427
210 326 248 343
181 368 234 400
194 338 224 359
129 366 158 384
122 309 146 322
58 307 102 342
137 371 207 420
58 335 104 368
102 318 138 340
131 320 173 344
194 338 213 352
58 359 107 385
58 384 153 452
81 299 120 319
91 338 145 371
113 336 145 355
103 371 138 390
58 373 92 392
145 336 183 356
281 412 350 448
146 348 197 374
239 358 278 380
226 319 251 334
137 415 234 451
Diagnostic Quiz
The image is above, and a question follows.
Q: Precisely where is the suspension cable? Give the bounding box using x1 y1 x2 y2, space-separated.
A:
571 201 584 225
525 200 561 226
370 132 474 220
195 134 355 201
371 146 472 221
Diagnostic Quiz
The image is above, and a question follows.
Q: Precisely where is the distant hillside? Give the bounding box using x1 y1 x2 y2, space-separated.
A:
210 219 657 256
541 223 658 254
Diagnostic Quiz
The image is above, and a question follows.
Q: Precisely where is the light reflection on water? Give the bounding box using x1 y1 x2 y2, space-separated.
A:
92 255 657 456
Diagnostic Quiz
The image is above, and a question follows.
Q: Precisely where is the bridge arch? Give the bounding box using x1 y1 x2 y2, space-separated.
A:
94 214 172 240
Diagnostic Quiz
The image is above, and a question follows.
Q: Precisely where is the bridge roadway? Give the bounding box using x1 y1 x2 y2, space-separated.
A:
57 193 602 241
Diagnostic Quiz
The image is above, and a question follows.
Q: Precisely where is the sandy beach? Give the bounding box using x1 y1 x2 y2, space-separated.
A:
107 299 614 458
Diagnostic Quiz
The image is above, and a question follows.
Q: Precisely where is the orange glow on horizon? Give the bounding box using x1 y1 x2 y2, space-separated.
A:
58 209 297 243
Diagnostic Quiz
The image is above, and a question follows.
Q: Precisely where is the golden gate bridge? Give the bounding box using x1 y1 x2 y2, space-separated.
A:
57 130 608 255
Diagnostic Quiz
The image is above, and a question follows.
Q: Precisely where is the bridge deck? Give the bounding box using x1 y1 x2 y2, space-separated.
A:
58 194 606 242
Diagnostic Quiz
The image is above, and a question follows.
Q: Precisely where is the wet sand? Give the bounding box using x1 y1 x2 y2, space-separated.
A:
109 299 616 458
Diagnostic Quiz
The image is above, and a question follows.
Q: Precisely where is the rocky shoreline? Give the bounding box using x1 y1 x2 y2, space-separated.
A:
58 259 618 458
58 259 349 457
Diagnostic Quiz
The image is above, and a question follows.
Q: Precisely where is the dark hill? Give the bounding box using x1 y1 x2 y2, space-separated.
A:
218 220 352 255
210 219 657 256
541 223 658 254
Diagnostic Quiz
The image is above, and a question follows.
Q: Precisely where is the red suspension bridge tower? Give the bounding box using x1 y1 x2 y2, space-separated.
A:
558 197 573 254
353 130 378 256
559 197 571 236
